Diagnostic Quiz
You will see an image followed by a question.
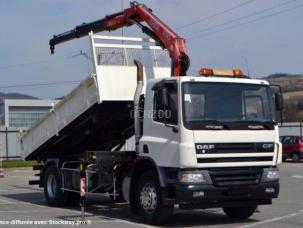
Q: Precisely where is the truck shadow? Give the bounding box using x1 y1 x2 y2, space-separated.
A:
1 191 45 204
2 192 257 227
60 198 258 227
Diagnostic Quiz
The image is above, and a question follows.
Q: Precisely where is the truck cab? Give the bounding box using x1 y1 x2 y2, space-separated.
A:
131 70 282 222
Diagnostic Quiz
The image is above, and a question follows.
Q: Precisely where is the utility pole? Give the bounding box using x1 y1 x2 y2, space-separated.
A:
0 140 4 178
245 57 250 77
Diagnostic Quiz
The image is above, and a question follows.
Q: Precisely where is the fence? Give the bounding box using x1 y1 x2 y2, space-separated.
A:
279 122 303 136
0 126 21 160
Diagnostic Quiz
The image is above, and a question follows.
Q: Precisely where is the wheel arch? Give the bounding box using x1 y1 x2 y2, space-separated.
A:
40 159 60 187
129 157 167 214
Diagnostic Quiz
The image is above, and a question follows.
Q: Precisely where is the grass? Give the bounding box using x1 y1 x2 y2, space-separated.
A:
0 160 37 168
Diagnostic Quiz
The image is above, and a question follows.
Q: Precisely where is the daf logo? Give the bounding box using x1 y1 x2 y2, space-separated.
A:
262 143 274 149
196 144 215 150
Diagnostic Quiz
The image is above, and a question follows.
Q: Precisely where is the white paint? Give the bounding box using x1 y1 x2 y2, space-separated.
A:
237 209 303 228
12 169 33 173
292 175 303 179
0 198 12 204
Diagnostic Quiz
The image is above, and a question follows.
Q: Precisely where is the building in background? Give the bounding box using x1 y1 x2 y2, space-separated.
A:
3 99 58 128
0 99 59 159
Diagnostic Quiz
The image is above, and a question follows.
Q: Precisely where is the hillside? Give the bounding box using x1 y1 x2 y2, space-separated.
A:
262 73 303 122
0 92 38 103
263 73 303 93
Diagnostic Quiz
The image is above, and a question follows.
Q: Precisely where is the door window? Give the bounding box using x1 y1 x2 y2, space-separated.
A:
153 83 178 125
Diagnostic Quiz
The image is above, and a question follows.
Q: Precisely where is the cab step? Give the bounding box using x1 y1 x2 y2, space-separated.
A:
32 165 43 171
28 180 40 185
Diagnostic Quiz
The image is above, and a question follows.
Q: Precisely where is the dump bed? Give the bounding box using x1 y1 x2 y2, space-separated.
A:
21 34 170 160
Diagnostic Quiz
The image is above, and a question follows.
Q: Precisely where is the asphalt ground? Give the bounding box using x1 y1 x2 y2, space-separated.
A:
0 162 303 228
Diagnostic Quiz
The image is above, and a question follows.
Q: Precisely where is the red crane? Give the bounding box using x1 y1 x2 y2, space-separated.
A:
49 1 190 76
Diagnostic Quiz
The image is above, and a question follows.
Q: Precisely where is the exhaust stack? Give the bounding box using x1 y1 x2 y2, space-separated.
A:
133 60 144 153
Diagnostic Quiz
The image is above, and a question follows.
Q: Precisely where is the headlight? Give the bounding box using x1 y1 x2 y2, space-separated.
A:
267 170 279 180
179 172 206 183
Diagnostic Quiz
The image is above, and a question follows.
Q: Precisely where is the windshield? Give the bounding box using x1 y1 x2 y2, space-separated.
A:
182 82 276 124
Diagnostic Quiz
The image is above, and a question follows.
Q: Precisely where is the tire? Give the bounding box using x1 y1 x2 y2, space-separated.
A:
136 170 173 225
292 153 300 163
223 206 256 220
44 165 69 207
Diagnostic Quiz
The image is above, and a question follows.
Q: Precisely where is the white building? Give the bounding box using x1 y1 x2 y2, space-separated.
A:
3 99 58 128
0 99 59 159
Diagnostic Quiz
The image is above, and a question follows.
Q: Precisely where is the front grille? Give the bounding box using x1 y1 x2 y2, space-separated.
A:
210 169 262 187
195 143 274 154
195 142 274 164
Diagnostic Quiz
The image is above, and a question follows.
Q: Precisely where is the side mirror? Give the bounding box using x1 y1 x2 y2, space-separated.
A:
275 93 283 111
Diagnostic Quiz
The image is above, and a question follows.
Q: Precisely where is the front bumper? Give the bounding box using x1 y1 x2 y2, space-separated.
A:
173 181 279 208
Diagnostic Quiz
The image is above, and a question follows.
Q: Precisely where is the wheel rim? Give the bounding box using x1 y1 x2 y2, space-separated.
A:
139 183 157 213
293 154 299 162
47 174 57 199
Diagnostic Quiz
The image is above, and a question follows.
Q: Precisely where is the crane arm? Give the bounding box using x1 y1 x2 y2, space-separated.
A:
49 1 189 76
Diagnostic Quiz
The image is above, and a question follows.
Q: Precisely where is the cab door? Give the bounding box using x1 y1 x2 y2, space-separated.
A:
140 81 180 167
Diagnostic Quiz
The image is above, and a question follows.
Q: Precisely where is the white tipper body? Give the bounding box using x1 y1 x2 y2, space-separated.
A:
140 76 282 168
20 34 281 169
20 34 171 159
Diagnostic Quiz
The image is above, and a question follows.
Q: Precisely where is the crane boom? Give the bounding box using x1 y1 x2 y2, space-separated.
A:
49 1 189 76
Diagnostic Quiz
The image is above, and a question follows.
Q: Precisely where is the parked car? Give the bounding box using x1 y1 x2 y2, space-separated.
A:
280 136 303 162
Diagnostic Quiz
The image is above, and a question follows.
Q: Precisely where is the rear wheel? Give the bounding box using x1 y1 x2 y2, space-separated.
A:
223 206 256 220
44 165 69 207
292 153 300 163
136 171 173 224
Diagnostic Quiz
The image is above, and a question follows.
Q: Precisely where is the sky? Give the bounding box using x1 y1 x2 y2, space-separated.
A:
0 0 302 99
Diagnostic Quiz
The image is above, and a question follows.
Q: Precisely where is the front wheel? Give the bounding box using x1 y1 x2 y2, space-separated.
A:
136 171 173 224
223 206 256 220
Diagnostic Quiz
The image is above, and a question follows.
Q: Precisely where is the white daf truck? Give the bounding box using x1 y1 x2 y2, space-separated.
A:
21 2 283 224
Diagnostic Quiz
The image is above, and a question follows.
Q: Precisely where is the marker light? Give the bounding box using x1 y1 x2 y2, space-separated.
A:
199 68 213 76
233 69 244 77
213 69 234 76
199 67 246 78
